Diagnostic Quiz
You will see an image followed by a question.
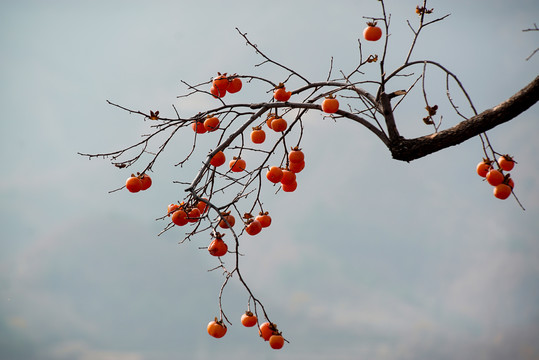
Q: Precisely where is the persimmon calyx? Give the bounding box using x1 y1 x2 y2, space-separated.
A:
149 110 159 120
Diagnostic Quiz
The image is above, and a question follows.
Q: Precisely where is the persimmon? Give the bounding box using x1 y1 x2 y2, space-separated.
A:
266 114 275 129
207 319 227 338
197 199 209 214
270 117 287 132
208 237 228 257
251 127 266 144
212 73 229 92
227 77 242 93
498 155 515 171
256 212 272 228
269 334 285 349
245 219 262 236
218 212 235 228
241 311 257 327
187 207 201 223
139 174 152 190
507 177 515 189
321 95 339 113
486 169 504 186
204 116 220 132
192 121 207 134
229 157 246 172
476 161 492 177
281 180 297 192
288 160 305 173
266 166 284 183
288 148 304 163
363 22 382 41
126 176 143 193
210 151 226 167
167 203 181 216
210 86 226 98
280 169 296 185
259 322 276 341
171 209 188 226
273 84 291 102
494 183 512 200
274 88 291 102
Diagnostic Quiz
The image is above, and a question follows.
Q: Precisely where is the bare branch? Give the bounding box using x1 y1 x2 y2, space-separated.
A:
390 76 539 161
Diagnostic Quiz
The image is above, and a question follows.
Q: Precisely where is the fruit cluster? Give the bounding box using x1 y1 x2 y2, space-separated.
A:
208 315 285 350
476 155 516 200
266 147 305 192
125 173 152 193
210 73 243 98
167 199 208 226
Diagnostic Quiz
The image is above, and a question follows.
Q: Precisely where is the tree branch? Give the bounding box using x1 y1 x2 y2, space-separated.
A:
390 75 539 162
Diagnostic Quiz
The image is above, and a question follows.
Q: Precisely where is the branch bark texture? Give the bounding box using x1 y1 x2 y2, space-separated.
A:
390 75 539 162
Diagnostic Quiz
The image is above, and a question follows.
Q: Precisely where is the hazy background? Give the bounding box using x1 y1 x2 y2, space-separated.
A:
1 1 538 359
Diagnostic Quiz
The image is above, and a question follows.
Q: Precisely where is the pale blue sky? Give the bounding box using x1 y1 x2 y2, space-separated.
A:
1 1 538 359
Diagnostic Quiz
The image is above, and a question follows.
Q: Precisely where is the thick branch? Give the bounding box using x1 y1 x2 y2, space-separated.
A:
380 92 400 141
390 75 539 162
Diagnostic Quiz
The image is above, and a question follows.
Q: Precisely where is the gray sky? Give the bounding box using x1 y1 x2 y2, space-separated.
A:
1 1 539 359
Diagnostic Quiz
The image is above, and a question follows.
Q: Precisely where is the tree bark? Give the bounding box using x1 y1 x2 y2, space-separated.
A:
390 75 539 162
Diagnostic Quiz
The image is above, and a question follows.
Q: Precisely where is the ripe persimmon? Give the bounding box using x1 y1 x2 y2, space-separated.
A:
245 219 262 236
494 183 512 200
192 121 207 134
210 86 226 98
218 212 235 228
126 176 143 193
208 237 228 257
167 203 181 216
229 157 246 172
256 212 272 228
251 127 266 144
321 95 339 113
139 174 152 190
498 155 515 171
288 160 305 173
210 151 226 167
476 161 492 177
187 207 201 223
259 322 276 341
204 116 220 132
241 311 257 327
212 73 229 92
486 169 504 186
171 209 188 226
281 181 297 192
288 148 304 163
363 22 382 41
270 117 287 132
273 84 291 102
269 334 285 349
280 169 296 185
197 199 209 214
207 319 227 338
266 166 284 183
266 114 275 129
227 77 242 93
